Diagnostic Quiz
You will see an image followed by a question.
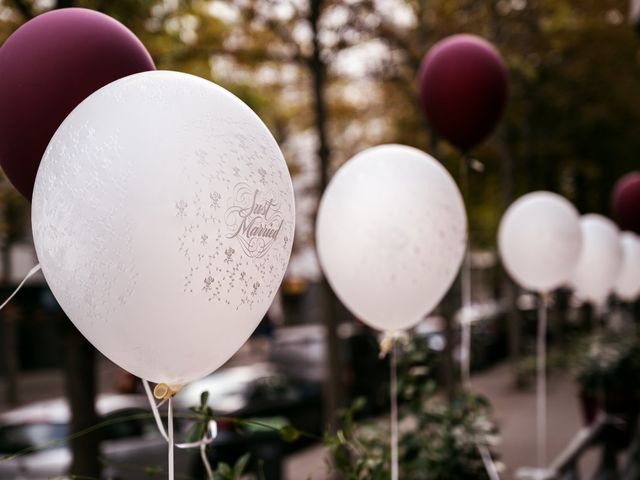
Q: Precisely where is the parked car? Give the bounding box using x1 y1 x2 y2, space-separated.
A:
0 393 190 479
269 322 390 414
175 362 323 480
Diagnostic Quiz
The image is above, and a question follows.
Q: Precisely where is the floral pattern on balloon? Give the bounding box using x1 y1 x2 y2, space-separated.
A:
32 71 295 385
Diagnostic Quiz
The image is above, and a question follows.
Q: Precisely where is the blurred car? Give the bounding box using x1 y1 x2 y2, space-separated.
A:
0 393 189 479
175 362 322 480
453 300 509 371
268 322 390 414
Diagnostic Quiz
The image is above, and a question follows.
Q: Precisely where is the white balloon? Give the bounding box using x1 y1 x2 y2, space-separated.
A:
316 144 466 332
498 192 582 292
614 232 640 302
32 71 295 386
571 214 622 305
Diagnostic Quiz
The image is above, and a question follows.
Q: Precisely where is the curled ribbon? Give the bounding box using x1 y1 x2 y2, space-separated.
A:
143 379 217 480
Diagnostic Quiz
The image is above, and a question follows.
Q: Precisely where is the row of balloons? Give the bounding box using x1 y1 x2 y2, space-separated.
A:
0 8 638 390
500 191 640 305
318 152 640 335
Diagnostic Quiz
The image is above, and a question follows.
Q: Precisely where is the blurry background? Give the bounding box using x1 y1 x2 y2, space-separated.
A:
0 0 639 479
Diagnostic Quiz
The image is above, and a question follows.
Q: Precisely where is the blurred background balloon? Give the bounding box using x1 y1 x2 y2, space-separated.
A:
31 71 295 386
571 214 622 306
316 144 466 332
614 232 640 303
0 8 154 200
418 34 508 152
498 191 582 293
612 172 640 235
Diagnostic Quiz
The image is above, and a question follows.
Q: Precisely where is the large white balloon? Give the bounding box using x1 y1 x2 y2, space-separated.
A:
316 144 466 332
32 71 295 386
498 192 582 292
571 214 622 305
614 232 640 302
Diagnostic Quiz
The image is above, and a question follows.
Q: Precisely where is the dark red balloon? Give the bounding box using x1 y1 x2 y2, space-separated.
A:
612 172 640 234
0 8 155 200
418 34 508 152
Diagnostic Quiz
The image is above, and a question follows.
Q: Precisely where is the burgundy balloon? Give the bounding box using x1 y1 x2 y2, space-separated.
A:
612 172 640 234
0 8 155 200
418 34 508 152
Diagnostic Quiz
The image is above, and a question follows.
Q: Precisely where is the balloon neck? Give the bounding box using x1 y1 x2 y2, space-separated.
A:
379 330 408 358
153 383 183 400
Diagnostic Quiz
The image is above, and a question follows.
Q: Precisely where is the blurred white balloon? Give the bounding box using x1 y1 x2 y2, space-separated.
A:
32 71 295 386
316 144 466 332
571 214 622 305
498 191 582 293
614 232 640 302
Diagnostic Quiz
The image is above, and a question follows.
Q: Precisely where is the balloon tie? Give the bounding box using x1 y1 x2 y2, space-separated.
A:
379 331 407 358
142 379 217 479
0 264 41 312
154 383 181 401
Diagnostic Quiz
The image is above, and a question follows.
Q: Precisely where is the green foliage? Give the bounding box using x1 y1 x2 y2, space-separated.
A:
186 390 215 443
324 398 390 480
325 390 500 480
325 339 500 479
144 464 162 478
515 348 571 389
572 331 640 396
213 453 251 480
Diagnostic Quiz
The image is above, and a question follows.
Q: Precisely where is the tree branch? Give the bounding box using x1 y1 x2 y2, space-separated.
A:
7 0 34 19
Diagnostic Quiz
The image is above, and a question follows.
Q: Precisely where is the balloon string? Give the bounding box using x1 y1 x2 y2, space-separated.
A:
0 264 41 312
460 154 472 388
143 379 169 440
459 154 501 479
390 336 399 480
168 397 174 480
142 379 217 479
537 293 549 469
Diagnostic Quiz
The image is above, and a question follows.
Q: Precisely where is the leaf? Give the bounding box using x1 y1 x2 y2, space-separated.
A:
144 465 161 478
279 425 300 443
351 397 367 413
200 390 210 408
234 452 251 477
216 461 233 479
187 421 208 443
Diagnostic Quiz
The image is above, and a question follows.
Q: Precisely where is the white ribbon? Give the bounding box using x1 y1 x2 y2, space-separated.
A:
390 336 399 480
537 294 549 469
0 264 41 312
142 379 217 480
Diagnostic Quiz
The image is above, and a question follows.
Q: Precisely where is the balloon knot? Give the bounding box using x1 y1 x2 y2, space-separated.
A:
153 383 182 400
379 331 408 358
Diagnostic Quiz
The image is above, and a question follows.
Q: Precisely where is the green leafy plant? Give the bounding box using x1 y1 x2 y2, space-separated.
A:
572 331 640 396
212 453 251 480
325 337 501 479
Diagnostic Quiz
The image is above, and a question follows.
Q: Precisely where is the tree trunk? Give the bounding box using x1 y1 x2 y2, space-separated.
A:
2 306 19 407
1 244 19 406
62 323 101 478
308 0 342 431
498 134 522 372
50 0 100 474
